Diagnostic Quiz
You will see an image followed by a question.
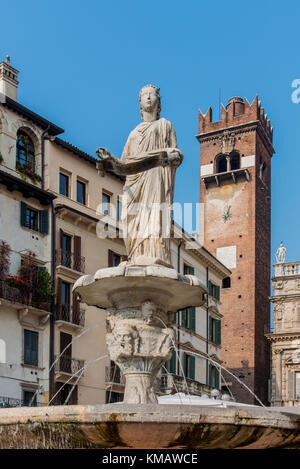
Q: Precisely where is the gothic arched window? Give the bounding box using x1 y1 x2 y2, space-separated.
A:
16 130 35 169
216 154 227 173
230 152 240 170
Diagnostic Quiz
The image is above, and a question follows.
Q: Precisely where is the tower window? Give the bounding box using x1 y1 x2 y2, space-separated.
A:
230 152 240 170
222 277 231 289
16 130 35 169
216 154 227 173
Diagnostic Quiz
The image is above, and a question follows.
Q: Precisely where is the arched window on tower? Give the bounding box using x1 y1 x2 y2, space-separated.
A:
16 130 35 169
216 154 227 173
230 152 240 171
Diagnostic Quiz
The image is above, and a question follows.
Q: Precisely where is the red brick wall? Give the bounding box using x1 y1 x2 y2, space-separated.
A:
198 97 273 404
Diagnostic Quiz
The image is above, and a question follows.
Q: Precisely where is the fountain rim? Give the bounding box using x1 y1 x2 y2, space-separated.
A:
0 403 299 430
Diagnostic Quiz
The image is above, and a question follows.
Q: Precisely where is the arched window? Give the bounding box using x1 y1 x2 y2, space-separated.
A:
16 130 35 169
230 152 240 170
216 154 227 173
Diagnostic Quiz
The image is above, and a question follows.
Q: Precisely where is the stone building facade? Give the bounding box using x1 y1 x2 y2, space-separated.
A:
197 96 274 404
268 254 300 406
0 57 61 407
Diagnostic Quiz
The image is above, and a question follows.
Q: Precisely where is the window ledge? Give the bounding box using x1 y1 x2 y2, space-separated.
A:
21 363 45 371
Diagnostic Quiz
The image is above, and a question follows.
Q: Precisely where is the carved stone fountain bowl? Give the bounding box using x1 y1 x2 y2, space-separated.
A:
1 403 300 449
73 264 207 312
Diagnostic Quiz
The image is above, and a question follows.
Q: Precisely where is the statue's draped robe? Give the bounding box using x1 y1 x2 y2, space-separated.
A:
121 118 178 265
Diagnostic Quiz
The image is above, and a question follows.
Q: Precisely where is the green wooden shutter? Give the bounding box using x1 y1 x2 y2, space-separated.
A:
208 363 212 387
216 285 220 301
189 266 195 275
183 352 187 376
209 316 213 341
21 202 27 227
173 311 178 324
216 319 221 345
39 210 49 234
215 367 220 389
169 350 176 374
181 309 187 328
24 330 38 366
190 355 195 380
189 307 196 332
208 280 213 296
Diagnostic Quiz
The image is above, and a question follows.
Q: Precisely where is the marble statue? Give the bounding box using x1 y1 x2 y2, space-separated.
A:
275 241 287 264
96 85 183 267
74 85 206 404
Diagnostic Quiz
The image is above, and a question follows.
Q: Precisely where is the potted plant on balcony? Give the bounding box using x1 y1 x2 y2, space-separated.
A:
16 161 42 184
34 268 56 310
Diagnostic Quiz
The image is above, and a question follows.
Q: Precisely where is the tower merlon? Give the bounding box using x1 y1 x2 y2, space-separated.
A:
197 96 273 144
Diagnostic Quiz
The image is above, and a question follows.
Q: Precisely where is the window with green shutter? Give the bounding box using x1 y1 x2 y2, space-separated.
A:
182 309 188 328
169 350 176 374
24 329 38 366
215 367 220 389
209 315 213 342
215 319 221 345
189 307 196 332
189 355 195 380
208 363 212 387
39 210 49 234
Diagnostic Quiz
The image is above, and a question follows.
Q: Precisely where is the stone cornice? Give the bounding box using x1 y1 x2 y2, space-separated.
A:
196 120 275 155
266 332 300 342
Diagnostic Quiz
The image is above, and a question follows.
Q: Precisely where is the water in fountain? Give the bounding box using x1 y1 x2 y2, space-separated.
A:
177 348 265 407
49 323 102 374
48 354 108 405
157 317 192 402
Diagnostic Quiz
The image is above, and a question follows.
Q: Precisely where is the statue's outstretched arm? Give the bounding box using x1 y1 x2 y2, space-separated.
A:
96 147 182 177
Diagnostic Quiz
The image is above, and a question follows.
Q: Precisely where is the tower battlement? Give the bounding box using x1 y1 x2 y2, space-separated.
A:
198 96 273 143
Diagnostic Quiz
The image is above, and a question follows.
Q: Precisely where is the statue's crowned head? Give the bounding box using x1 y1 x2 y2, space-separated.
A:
139 84 161 121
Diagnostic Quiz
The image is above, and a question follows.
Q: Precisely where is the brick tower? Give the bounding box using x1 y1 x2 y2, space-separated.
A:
197 96 274 404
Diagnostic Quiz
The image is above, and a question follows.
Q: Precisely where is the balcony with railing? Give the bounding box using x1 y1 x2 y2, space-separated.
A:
55 303 85 328
0 396 44 408
54 355 85 380
274 261 300 278
55 249 85 274
0 279 51 313
160 373 211 396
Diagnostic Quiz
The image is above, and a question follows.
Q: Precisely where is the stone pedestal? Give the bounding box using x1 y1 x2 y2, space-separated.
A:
73 264 207 404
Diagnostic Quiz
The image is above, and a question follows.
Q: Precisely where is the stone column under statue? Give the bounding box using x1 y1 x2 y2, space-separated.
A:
74 85 207 404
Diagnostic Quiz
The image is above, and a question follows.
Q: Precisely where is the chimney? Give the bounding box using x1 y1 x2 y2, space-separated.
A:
0 56 19 101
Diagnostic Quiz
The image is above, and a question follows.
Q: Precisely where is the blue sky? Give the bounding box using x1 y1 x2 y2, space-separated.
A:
1 0 300 268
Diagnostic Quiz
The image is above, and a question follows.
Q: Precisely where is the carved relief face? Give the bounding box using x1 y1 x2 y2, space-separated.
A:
140 87 159 113
114 326 134 354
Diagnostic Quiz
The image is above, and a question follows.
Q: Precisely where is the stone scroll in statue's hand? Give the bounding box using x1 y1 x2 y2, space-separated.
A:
96 147 182 177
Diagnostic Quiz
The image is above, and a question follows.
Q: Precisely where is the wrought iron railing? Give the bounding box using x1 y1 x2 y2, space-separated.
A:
55 249 85 273
105 365 126 386
54 355 85 376
160 373 211 396
0 396 44 408
0 280 51 312
55 304 85 327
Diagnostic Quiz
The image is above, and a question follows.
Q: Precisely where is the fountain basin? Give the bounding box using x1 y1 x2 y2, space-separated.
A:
1 403 300 449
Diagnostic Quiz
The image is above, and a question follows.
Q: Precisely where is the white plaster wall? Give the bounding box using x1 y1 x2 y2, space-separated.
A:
0 306 49 402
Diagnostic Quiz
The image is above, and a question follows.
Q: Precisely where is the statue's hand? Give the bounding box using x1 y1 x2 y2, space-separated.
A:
167 148 183 167
96 147 113 160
